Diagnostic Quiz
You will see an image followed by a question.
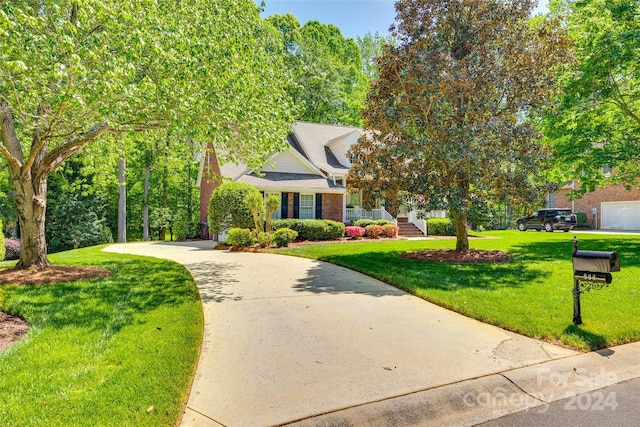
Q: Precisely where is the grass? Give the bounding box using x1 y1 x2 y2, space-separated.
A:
275 230 640 351
0 246 203 427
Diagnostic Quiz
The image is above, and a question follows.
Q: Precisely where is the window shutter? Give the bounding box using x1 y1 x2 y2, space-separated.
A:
281 193 288 219
315 194 322 219
293 193 300 219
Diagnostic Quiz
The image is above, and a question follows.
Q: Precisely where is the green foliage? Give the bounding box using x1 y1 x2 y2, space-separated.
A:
46 191 113 253
275 231 640 350
543 0 640 194
266 15 368 125
225 228 255 247
353 219 393 227
427 218 456 236
257 232 272 248
246 191 266 232
356 31 395 80
272 228 298 247
273 219 344 241
576 212 589 228
208 182 260 234
0 247 202 425
265 194 280 233
0 0 293 266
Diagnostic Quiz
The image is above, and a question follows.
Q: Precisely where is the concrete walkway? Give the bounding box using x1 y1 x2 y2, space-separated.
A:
103 241 640 426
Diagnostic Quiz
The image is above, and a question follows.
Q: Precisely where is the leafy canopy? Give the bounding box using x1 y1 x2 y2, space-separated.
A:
542 0 640 195
349 0 573 251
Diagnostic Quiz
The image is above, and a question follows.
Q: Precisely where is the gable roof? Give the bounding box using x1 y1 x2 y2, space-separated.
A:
290 121 361 176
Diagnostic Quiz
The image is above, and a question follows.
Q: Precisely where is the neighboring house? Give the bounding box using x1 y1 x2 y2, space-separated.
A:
198 121 408 238
552 178 640 231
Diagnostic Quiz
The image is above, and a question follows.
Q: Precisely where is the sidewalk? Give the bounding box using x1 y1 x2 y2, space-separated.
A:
103 241 640 426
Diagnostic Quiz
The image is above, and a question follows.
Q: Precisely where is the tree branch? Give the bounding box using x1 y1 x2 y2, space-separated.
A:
0 98 25 170
39 120 110 179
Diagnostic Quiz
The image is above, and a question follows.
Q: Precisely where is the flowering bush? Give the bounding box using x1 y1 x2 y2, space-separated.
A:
4 238 20 261
382 224 399 238
344 226 366 239
365 225 384 238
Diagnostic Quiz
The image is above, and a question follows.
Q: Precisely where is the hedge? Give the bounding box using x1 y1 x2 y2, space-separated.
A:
352 219 393 227
427 218 456 236
273 219 345 241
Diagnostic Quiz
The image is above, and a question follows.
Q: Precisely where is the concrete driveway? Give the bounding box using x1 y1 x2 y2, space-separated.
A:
104 241 583 426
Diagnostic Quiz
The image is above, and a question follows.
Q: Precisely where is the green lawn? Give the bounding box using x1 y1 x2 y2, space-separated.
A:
0 246 203 427
276 231 640 351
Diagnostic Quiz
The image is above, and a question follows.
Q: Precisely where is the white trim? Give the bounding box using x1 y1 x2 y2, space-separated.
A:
299 193 316 220
254 186 345 195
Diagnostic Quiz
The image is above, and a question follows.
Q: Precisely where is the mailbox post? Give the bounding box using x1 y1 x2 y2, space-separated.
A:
571 236 620 325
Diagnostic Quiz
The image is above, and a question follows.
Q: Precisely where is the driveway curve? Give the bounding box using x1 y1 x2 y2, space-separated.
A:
103 241 576 426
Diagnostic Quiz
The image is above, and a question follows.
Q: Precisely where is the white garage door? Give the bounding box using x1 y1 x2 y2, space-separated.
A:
602 201 640 230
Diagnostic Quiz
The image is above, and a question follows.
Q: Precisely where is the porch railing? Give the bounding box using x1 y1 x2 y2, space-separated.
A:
408 210 427 236
345 208 396 224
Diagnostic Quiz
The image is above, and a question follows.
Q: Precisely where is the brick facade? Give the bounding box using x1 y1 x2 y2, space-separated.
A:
556 180 640 229
321 193 344 222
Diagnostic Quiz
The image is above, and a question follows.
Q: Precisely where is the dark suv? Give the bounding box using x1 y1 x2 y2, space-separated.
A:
516 208 577 232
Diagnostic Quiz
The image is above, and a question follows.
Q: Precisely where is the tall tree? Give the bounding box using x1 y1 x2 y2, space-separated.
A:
542 0 640 195
349 0 572 251
0 1 292 269
356 31 396 81
266 15 369 126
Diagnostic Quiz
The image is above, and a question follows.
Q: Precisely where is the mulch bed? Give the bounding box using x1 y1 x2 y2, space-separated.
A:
400 248 512 263
0 265 112 353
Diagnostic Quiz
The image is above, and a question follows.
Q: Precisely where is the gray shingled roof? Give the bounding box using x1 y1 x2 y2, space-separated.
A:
291 122 360 175
237 172 345 192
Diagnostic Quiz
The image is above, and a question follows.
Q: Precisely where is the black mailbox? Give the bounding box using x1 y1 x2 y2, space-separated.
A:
571 237 620 325
572 250 620 284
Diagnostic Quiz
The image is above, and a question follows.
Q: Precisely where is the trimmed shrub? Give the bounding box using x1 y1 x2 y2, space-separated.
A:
257 232 272 248
323 220 346 240
273 219 344 241
4 239 20 261
226 228 255 247
353 219 393 227
576 212 588 228
208 182 260 235
382 224 399 238
427 218 456 236
365 224 384 238
345 226 366 239
272 228 298 247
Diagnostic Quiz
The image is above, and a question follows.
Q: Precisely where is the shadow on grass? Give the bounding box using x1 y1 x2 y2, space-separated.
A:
313 250 549 292
564 324 608 350
1 252 200 336
509 236 640 267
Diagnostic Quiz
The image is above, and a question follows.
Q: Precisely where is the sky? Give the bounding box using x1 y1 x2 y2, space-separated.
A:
256 1 551 39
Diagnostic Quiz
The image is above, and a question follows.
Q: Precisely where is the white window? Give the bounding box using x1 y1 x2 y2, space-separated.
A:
300 194 315 219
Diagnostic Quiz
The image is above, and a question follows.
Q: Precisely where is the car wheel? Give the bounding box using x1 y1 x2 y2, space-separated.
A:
563 228 570 232
544 222 554 232
518 223 526 231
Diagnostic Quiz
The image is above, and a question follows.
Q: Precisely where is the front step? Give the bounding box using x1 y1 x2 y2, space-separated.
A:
397 222 426 237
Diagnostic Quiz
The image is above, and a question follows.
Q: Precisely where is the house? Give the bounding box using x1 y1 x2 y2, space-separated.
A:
552 178 640 231
198 121 406 238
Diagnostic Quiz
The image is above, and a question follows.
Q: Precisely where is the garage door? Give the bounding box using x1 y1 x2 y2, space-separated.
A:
602 201 640 230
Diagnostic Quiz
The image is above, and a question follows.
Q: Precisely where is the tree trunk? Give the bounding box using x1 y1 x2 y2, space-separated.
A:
452 210 469 252
143 152 150 241
118 153 127 243
14 175 51 269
